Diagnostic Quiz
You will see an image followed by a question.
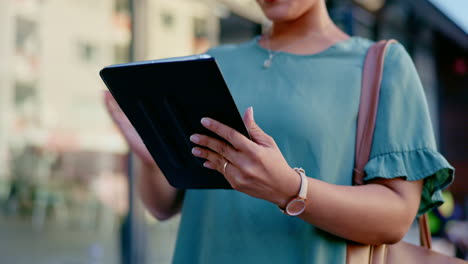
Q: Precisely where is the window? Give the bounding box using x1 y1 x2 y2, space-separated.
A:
161 12 175 29
77 42 98 63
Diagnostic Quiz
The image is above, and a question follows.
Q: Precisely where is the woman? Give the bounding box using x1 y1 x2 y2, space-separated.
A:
104 0 454 263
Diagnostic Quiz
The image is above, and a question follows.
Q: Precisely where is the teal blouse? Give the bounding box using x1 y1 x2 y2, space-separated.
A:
172 37 454 264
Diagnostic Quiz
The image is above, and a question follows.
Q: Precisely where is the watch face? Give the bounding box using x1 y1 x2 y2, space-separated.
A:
286 199 306 216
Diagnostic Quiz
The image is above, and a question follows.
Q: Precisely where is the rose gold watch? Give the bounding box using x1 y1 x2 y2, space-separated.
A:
279 168 308 216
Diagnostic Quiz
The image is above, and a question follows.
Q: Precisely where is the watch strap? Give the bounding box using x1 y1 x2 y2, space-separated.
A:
295 168 308 199
278 168 308 215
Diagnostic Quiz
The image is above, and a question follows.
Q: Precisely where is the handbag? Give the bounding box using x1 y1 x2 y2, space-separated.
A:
346 39 467 264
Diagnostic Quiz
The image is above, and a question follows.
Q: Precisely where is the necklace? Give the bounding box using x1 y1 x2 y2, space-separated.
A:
263 35 276 68
260 23 337 68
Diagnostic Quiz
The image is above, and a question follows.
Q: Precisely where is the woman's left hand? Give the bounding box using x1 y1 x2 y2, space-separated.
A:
189 107 301 208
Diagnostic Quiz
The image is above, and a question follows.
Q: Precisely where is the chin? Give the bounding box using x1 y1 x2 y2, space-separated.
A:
257 0 312 22
263 9 296 22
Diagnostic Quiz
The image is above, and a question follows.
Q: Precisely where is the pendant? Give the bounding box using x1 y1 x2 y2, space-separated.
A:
263 53 274 68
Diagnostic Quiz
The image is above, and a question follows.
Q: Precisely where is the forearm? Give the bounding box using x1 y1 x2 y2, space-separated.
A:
294 177 423 245
136 159 184 221
188 111 423 244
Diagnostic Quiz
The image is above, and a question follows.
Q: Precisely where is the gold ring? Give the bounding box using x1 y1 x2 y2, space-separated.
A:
223 161 229 174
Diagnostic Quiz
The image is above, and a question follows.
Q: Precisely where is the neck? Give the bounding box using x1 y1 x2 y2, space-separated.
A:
269 1 346 45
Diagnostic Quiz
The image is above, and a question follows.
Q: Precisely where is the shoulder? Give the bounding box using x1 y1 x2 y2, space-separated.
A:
380 41 421 91
203 39 257 72
383 41 414 69
205 39 255 58
348 37 412 67
349 37 408 57
205 43 238 57
354 39 420 95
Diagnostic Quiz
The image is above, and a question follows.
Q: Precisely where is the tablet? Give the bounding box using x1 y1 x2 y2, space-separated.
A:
100 54 250 189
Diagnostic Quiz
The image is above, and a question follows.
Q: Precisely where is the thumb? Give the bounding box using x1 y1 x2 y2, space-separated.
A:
243 107 272 146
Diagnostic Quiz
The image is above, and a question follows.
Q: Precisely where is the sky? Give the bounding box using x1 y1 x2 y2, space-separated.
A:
428 0 468 34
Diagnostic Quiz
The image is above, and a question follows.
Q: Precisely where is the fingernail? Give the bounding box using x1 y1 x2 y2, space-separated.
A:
203 162 212 169
201 118 211 127
192 148 201 155
190 135 200 143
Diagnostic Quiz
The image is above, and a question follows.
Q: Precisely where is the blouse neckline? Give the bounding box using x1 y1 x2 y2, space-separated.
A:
251 35 360 59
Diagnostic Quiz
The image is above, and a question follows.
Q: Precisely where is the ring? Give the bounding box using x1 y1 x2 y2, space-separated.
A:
223 161 229 174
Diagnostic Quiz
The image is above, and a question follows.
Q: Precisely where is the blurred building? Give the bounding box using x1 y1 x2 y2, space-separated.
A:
1 0 466 263
0 0 128 173
0 0 256 163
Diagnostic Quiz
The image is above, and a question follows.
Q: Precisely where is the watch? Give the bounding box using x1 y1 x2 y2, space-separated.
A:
279 168 308 216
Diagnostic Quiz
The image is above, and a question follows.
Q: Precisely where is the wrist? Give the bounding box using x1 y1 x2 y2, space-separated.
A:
138 158 159 174
277 168 308 216
276 168 303 209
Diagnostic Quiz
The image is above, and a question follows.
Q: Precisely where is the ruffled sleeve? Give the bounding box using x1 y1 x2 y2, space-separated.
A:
363 43 455 215
364 149 454 214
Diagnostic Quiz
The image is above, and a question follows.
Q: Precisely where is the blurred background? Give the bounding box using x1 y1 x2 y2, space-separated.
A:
0 0 466 263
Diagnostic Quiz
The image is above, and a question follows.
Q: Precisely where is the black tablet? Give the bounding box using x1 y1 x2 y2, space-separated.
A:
99 54 250 189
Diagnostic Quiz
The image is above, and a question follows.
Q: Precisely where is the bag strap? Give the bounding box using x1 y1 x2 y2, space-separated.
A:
353 39 395 185
353 39 432 249
419 213 432 249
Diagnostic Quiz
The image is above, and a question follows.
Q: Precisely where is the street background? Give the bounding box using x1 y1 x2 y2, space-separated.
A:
0 0 467 263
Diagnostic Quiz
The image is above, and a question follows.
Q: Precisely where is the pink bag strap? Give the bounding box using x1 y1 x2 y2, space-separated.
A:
353 39 396 185
353 39 432 249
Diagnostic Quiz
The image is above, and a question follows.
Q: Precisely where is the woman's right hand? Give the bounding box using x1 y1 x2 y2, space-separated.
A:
103 90 155 166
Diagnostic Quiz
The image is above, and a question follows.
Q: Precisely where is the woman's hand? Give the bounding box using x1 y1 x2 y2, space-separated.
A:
189 107 424 245
104 90 183 221
104 91 154 166
190 107 301 208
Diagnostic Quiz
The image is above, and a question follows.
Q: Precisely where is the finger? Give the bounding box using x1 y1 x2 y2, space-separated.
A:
242 107 275 146
104 92 120 117
104 91 116 110
190 134 241 163
200 117 255 152
202 160 216 170
105 93 124 117
195 151 244 191
194 148 238 177
104 92 132 127
192 147 227 168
